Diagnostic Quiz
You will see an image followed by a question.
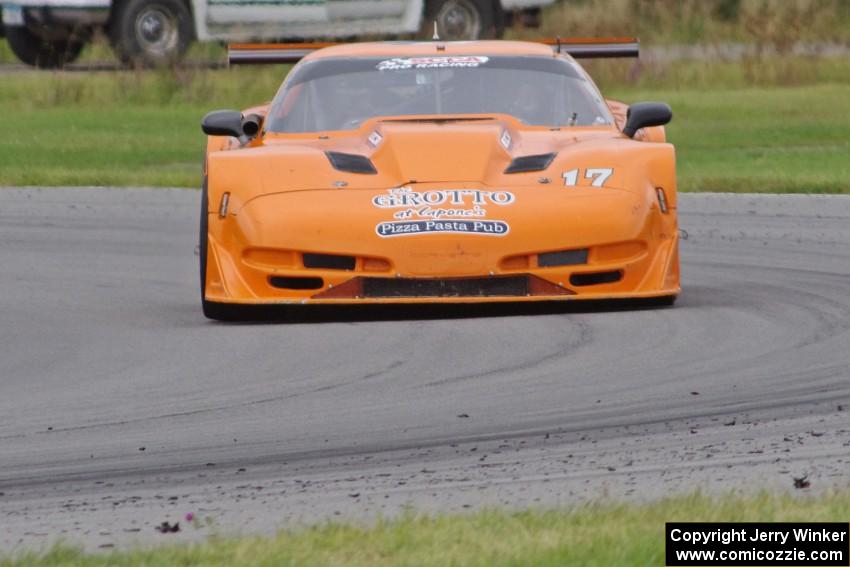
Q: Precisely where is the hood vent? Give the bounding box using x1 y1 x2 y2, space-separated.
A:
538 249 589 267
303 252 356 271
325 151 377 174
504 153 556 174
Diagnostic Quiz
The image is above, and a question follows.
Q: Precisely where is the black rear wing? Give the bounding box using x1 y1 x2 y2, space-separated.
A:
227 37 639 65
541 37 639 58
227 42 338 65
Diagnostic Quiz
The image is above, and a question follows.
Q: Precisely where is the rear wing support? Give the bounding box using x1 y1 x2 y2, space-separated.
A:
227 37 639 66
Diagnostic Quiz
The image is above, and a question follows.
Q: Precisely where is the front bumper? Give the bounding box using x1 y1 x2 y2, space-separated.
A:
203 185 680 306
204 242 680 305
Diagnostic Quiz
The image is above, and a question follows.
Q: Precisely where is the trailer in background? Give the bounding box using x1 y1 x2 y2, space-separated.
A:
0 0 554 67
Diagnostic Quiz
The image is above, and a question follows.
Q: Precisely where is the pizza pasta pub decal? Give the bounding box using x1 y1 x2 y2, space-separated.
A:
372 187 514 238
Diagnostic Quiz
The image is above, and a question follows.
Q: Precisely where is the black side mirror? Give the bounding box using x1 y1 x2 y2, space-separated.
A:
201 110 244 137
623 102 672 138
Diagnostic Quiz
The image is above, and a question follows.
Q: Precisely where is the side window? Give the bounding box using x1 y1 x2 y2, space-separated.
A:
273 84 301 127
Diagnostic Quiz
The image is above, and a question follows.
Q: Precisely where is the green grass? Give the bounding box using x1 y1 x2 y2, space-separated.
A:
0 106 202 186
0 58 848 191
2 490 849 567
612 85 850 193
523 0 850 46
0 33 228 65
0 68 282 187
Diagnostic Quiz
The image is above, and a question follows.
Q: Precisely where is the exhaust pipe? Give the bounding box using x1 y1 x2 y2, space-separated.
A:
241 113 263 137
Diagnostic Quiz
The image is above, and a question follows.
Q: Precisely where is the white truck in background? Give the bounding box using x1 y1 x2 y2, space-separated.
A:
0 0 554 67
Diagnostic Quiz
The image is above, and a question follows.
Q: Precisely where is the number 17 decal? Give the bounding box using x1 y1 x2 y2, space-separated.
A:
562 168 614 188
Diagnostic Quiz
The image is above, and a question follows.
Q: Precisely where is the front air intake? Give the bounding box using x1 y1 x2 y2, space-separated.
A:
325 151 377 174
569 270 623 287
312 275 574 299
303 253 356 270
504 153 556 174
362 276 530 298
269 276 324 290
538 249 589 267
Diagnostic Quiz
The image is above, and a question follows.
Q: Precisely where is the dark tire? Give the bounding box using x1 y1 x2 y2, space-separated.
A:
109 0 193 67
425 0 503 40
650 295 677 307
5 25 84 68
199 177 247 321
199 176 209 305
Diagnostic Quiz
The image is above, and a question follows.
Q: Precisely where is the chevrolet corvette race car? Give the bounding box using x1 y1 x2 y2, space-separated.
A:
200 38 679 320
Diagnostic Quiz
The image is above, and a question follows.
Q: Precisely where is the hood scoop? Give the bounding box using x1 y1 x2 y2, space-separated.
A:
369 121 512 183
504 153 556 174
325 151 377 174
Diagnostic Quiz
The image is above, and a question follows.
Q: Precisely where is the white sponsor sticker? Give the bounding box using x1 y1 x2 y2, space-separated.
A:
372 187 515 209
2 4 25 25
500 130 512 150
372 187 514 237
367 131 383 148
377 56 489 71
376 220 509 238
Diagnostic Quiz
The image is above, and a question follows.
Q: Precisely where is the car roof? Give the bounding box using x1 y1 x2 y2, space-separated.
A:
303 40 559 62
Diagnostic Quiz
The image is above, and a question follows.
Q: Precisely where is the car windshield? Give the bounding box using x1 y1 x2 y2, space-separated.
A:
265 55 613 133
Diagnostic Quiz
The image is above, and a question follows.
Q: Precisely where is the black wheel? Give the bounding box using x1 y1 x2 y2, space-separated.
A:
425 0 503 40
199 176 209 303
109 0 193 67
5 25 84 68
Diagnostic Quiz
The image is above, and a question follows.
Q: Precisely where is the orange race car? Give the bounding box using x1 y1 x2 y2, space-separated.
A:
200 38 679 320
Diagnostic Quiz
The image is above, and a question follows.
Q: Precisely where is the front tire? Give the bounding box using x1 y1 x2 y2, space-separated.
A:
425 0 503 40
5 25 84 68
650 295 677 307
109 0 193 66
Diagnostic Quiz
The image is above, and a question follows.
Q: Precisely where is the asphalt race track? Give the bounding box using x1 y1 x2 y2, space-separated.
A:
1 188 848 551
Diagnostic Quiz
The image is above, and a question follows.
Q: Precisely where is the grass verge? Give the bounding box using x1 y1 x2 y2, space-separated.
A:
612 84 850 193
525 0 850 46
0 58 848 191
2 490 849 567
